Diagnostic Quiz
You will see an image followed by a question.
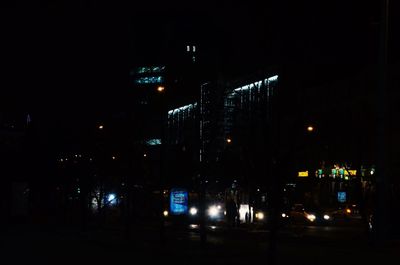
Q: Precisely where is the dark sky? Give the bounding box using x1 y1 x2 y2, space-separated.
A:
2 1 384 101
1 0 395 147
129 0 384 81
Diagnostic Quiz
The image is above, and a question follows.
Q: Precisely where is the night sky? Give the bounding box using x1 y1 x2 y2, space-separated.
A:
2 1 386 100
1 0 397 151
130 0 379 79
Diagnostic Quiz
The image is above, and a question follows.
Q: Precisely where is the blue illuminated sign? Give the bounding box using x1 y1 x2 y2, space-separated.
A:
337 192 347 203
170 189 188 215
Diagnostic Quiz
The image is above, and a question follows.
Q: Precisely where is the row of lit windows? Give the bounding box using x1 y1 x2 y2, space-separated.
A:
166 75 278 142
146 139 162 146
230 75 278 96
168 103 197 117
135 76 164 84
223 75 278 136
168 103 197 128
225 75 278 112
132 66 165 75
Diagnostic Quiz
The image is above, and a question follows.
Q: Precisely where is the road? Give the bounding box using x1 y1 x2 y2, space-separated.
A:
1 220 399 264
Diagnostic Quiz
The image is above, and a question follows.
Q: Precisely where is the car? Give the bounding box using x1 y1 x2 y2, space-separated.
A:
288 204 334 225
329 204 362 223
184 203 226 224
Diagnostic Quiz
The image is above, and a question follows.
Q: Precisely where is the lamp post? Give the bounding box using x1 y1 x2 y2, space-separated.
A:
199 82 207 246
374 0 389 245
158 84 167 244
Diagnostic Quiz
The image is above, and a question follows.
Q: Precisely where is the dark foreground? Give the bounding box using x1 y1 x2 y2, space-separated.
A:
1 220 399 265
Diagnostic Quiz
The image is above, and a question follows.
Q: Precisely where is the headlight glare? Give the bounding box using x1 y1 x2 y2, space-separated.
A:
307 214 316 222
190 207 198 216
256 212 264 220
208 205 219 218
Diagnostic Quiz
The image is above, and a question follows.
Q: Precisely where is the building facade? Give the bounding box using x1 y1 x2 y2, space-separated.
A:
166 71 280 190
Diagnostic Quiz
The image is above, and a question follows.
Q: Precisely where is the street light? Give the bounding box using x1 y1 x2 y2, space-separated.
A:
158 83 168 244
157 85 165 93
307 125 314 132
226 137 232 144
98 124 104 130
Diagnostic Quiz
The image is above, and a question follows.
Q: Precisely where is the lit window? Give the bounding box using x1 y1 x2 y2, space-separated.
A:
268 75 278 82
146 139 162 146
193 46 196 52
135 76 164 84
187 45 190 52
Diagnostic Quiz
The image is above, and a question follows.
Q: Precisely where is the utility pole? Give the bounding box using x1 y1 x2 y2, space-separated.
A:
199 82 207 247
266 73 280 265
267 122 277 264
374 0 389 245
158 85 167 244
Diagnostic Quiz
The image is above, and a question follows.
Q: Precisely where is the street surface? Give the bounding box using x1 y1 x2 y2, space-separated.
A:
1 220 399 264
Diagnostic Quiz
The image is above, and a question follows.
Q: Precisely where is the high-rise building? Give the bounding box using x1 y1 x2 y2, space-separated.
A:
166 71 279 188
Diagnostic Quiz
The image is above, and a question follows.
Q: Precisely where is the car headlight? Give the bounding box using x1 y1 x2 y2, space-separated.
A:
189 207 198 216
208 205 219 218
255 212 264 220
323 214 330 220
307 214 316 222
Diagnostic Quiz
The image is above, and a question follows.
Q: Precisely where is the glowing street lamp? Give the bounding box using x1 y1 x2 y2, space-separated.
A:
157 85 165 93
98 124 104 130
307 125 314 132
226 137 232 144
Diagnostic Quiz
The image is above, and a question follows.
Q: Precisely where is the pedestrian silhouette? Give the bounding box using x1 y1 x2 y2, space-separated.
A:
226 197 237 228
